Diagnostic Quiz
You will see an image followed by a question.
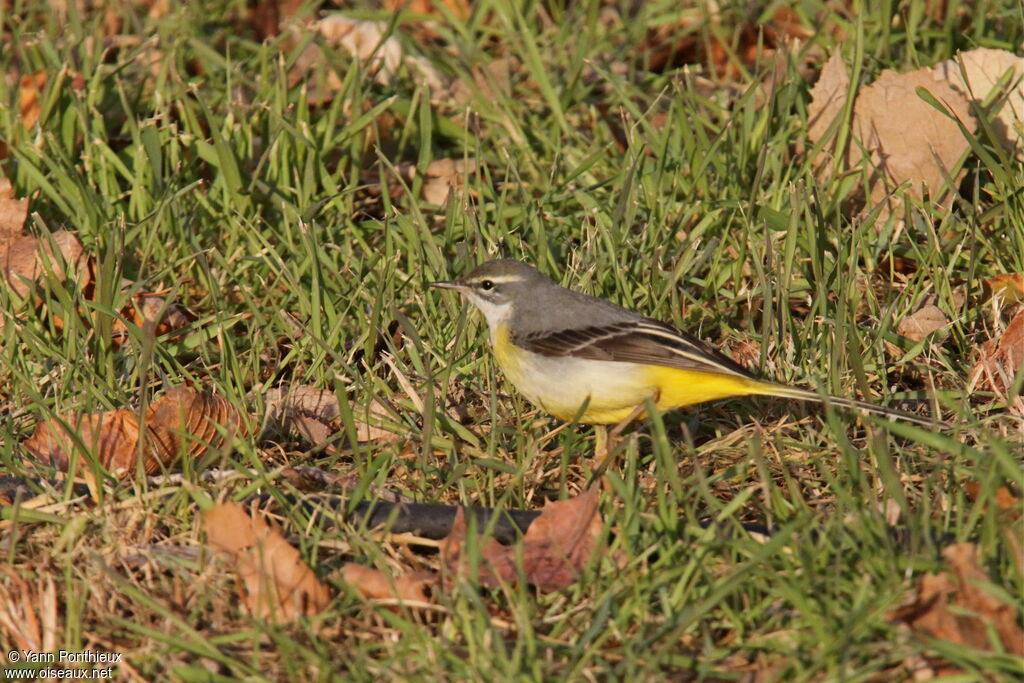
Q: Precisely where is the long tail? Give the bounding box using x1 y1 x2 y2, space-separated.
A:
752 382 946 428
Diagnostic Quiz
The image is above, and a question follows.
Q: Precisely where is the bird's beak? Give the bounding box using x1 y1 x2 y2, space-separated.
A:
429 280 464 291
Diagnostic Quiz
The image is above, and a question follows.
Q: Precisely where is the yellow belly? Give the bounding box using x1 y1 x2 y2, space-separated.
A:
492 326 765 424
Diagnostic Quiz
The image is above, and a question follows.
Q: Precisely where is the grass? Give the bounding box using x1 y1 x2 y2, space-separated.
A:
1 0 1022 679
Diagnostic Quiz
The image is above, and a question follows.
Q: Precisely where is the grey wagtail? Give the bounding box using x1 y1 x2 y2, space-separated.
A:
431 259 941 428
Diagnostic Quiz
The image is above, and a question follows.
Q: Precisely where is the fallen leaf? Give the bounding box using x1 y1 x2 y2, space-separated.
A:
144 386 244 467
966 481 1024 574
248 0 306 40
420 158 478 206
809 54 976 216
0 567 57 656
382 0 472 43
0 178 29 243
295 14 444 94
982 273 1024 306
112 291 197 348
22 409 141 474
21 387 244 476
936 48 1024 159
205 503 331 623
441 489 603 592
891 543 1024 658
18 70 46 130
341 563 434 603
447 56 521 107
897 304 948 342
263 385 402 448
1 230 91 300
971 309 1024 395
807 52 850 160
639 6 814 79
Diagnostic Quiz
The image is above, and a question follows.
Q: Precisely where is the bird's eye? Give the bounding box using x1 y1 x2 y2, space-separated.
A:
480 280 495 291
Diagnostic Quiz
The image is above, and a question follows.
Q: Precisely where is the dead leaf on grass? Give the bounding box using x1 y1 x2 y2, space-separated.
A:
18 70 47 130
897 304 948 342
421 158 479 206
263 385 403 450
1 230 90 300
22 409 141 474
111 290 197 347
936 48 1024 159
341 563 435 603
639 6 815 80
205 503 331 623
145 386 244 467
0 178 29 243
809 52 975 217
891 543 1024 659
22 387 244 476
382 0 472 43
441 488 604 592
446 56 520 107
964 482 1023 571
0 567 58 655
970 309 1024 396
982 273 1024 306
288 14 444 102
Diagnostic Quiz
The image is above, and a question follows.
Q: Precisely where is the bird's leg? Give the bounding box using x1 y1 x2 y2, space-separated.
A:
588 401 648 487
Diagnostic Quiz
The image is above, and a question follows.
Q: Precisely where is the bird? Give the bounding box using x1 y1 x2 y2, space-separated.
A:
431 259 941 433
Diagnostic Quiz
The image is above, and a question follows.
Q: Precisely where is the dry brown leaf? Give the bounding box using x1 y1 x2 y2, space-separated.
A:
341 563 434 603
971 309 1024 395
21 387 244 476
22 409 141 474
1 230 90 300
441 488 603 592
144 386 244 468
263 385 402 447
18 70 46 130
965 481 1023 573
309 14 443 91
0 178 29 243
807 52 850 159
447 56 521 107
421 158 478 206
897 304 948 342
205 503 331 623
936 48 1024 159
0 567 57 656
249 0 306 40
112 291 197 347
381 0 472 43
891 543 1024 658
639 7 814 79
809 55 976 217
982 273 1024 306
853 69 973 214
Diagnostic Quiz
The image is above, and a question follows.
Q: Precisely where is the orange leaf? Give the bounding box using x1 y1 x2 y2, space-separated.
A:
897 304 948 342
982 273 1024 306
144 386 244 468
0 178 29 242
441 489 603 592
22 409 141 474
205 503 331 623
1 230 90 300
341 563 434 603
971 309 1024 395
891 543 1024 657
18 71 46 130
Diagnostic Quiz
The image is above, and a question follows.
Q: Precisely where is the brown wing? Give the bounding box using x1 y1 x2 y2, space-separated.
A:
516 319 756 378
